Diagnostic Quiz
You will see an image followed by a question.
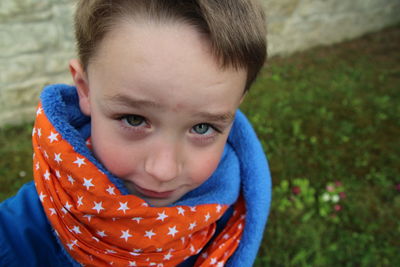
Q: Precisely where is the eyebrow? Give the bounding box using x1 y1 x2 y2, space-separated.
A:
104 93 235 123
104 94 164 109
193 111 235 123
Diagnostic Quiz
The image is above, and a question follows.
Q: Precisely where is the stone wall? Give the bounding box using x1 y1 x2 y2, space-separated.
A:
264 0 400 55
0 0 75 126
1 0 400 126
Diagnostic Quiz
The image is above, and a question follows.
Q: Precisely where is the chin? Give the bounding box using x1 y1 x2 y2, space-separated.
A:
143 194 182 207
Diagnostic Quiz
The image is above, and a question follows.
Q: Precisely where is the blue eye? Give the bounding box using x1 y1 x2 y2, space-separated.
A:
124 115 145 126
192 123 211 135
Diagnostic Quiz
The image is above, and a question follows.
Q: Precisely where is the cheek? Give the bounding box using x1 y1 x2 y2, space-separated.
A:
188 151 223 185
91 127 138 178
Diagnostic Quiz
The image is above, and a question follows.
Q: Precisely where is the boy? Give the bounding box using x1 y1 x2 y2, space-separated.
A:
0 0 271 266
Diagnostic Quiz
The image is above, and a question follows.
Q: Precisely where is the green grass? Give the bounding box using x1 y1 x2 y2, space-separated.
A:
1 24 400 266
0 123 33 200
244 24 400 266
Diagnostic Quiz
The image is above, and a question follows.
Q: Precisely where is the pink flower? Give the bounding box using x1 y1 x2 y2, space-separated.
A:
396 184 400 192
326 185 335 192
335 181 342 187
334 204 342 211
339 192 346 199
292 186 301 195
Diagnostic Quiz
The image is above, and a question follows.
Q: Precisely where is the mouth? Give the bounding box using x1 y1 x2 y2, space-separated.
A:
134 184 175 199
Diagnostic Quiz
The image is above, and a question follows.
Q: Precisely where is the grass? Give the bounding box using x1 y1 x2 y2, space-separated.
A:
244 24 400 266
0 123 33 200
1 24 400 265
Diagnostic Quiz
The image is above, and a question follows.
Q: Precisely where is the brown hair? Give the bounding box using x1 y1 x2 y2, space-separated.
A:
74 0 267 91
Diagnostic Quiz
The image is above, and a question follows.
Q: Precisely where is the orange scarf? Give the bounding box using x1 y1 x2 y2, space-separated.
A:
32 103 245 267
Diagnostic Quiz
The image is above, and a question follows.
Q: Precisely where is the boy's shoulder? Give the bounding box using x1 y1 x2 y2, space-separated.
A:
0 182 73 266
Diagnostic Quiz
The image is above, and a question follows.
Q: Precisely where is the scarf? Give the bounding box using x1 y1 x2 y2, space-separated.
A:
32 84 271 266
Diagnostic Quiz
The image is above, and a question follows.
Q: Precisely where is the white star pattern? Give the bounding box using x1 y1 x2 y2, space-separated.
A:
132 217 143 224
55 170 61 178
39 192 46 202
36 107 42 116
92 201 105 214
48 132 59 143
97 230 107 238
156 211 168 222
190 207 196 212
167 226 178 238
67 239 78 250
77 196 84 207
188 222 197 231
61 207 68 214
67 175 75 184
106 185 116 195
117 202 130 214
66 243 74 251
83 214 93 222
120 230 132 242
129 262 137 266
217 262 224 267
177 207 185 215
130 249 142 256
49 208 57 216
144 229 156 239
64 201 73 211
43 170 51 180
73 157 86 167
210 258 217 264
71 226 82 234
83 178 94 190
54 153 62 164
37 128 42 137
204 213 211 222
216 205 222 213
163 251 173 260
35 162 40 170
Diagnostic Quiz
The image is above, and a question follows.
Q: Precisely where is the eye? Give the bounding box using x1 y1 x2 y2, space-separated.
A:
192 123 213 135
124 115 146 127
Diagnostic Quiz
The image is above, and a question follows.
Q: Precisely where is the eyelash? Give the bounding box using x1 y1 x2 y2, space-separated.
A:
118 115 149 133
116 114 223 138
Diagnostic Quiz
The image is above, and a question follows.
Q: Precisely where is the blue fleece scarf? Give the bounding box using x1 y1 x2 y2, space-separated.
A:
40 84 271 266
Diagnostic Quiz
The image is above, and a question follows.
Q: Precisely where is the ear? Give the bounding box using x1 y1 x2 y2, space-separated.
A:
69 59 91 116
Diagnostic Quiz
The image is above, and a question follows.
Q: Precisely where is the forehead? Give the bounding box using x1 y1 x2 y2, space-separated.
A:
87 20 247 111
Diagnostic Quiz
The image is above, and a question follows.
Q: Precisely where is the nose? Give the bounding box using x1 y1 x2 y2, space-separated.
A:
144 142 182 183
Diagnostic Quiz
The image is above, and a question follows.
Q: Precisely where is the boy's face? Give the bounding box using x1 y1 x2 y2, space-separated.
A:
70 21 247 207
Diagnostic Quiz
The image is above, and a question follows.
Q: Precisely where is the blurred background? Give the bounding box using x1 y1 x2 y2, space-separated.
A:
1 0 399 266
